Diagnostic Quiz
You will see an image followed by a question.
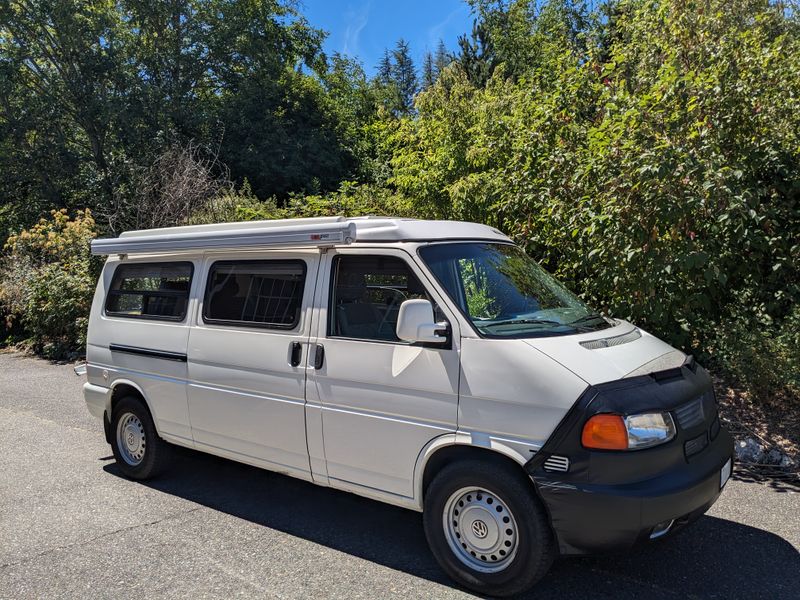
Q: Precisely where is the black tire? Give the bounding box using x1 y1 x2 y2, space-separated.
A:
423 459 555 597
110 395 171 480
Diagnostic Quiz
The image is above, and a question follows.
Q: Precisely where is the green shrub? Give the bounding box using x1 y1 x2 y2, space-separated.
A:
0 209 98 357
390 0 800 405
705 307 800 404
282 181 415 218
189 181 416 224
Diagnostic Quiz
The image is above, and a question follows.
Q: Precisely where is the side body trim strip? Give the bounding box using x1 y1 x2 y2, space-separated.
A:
108 343 188 362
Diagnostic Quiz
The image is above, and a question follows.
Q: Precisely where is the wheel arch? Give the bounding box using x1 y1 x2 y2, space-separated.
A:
414 433 537 509
107 379 160 437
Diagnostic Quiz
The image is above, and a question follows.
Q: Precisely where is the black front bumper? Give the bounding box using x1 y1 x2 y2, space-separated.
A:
527 358 735 555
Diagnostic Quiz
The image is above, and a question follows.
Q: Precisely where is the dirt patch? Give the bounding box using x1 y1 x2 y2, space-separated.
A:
714 374 799 489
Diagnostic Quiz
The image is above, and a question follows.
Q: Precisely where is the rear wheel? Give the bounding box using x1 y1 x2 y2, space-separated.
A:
423 459 555 597
110 396 170 480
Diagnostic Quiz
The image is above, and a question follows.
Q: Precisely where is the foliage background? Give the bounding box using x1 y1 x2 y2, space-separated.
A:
0 0 797 404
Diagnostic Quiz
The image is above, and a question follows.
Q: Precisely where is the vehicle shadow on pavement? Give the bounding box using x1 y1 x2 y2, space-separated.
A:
104 447 800 600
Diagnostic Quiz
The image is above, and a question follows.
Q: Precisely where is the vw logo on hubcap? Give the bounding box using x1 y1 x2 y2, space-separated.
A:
471 519 489 539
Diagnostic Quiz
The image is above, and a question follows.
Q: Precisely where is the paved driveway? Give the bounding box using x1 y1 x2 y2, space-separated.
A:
0 352 797 599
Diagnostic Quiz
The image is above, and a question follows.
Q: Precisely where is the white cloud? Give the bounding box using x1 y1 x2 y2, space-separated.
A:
342 1 371 57
427 3 470 49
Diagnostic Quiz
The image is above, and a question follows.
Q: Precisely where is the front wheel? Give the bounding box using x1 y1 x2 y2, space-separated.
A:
110 396 171 480
423 460 555 597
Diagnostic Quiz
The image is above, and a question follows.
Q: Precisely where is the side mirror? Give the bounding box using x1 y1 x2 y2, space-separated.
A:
396 299 449 344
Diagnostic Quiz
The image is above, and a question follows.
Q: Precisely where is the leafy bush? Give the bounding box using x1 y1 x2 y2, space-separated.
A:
706 308 800 404
391 0 800 401
282 182 414 218
189 181 415 224
0 209 98 357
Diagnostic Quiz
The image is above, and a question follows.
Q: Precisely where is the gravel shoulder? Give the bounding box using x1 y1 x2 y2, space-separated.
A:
0 352 798 599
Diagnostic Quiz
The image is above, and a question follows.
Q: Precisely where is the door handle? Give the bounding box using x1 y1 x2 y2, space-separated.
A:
290 342 302 367
313 344 325 369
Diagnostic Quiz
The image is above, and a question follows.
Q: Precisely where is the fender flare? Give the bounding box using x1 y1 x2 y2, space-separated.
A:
107 378 162 436
412 431 534 509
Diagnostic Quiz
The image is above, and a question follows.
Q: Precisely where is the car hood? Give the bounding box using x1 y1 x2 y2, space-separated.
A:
522 320 686 386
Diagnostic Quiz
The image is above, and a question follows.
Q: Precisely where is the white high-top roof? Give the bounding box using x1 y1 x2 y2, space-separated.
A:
91 216 510 255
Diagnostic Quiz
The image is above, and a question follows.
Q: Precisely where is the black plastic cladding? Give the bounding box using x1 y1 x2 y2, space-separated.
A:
526 356 717 487
524 357 733 555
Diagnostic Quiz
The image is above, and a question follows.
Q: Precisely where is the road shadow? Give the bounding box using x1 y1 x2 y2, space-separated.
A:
104 447 800 599
732 464 800 493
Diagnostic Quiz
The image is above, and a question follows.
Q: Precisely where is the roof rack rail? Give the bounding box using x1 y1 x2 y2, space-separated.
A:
91 220 357 256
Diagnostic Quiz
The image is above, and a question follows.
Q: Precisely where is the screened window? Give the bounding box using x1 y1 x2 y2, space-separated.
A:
203 260 306 329
329 255 429 342
105 262 193 321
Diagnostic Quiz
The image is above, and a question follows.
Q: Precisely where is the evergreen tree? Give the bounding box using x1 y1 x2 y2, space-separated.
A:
377 48 393 85
391 38 418 114
421 51 436 90
455 19 497 87
434 39 451 76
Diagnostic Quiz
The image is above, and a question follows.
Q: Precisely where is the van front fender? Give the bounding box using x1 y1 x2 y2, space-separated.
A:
413 431 540 509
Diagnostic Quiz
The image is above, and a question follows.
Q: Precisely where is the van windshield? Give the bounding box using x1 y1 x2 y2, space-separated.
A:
419 242 612 338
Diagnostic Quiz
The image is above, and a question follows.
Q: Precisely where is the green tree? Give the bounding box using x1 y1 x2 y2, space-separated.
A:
455 18 497 86
391 38 418 115
0 0 133 225
434 39 451 75
421 51 436 89
322 53 383 182
391 0 800 387
377 48 393 84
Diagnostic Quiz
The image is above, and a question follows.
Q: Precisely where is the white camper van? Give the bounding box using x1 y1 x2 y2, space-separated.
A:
80 217 733 596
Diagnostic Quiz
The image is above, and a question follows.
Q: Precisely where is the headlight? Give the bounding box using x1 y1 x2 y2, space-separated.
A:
624 412 676 449
582 412 676 450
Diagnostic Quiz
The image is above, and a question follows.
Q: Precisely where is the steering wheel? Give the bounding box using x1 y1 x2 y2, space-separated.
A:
377 288 407 336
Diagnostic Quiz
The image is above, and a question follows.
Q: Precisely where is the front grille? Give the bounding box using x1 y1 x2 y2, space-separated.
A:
675 397 705 429
543 455 570 473
685 432 709 458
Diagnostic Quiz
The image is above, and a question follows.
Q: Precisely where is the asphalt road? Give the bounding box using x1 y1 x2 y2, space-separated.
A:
0 352 798 599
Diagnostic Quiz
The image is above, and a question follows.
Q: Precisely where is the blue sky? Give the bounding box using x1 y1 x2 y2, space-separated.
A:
301 0 475 75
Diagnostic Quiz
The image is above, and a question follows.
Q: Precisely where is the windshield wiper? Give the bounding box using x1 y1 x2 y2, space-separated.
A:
483 318 563 328
569 313 608 326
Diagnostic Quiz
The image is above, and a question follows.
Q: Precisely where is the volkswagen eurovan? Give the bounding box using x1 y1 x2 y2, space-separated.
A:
80 217 733 596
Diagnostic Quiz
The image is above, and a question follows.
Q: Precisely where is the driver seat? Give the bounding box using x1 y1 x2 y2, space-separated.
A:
336 272 382 339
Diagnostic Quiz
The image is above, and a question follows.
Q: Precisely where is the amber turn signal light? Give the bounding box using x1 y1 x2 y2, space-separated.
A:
581 414 628 450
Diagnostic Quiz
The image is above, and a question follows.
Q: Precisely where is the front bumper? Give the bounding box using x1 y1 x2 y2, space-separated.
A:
534 427 733 554
527 358 734 555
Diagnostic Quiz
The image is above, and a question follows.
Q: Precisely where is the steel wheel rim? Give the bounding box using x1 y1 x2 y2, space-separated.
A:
116 412 146 466
443 486 519 573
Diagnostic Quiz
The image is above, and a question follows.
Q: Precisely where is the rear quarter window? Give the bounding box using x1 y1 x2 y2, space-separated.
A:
105 262 193 321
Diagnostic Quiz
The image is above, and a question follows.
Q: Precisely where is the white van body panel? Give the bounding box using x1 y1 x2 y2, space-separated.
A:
306 246 462 499
85 255 198 443
185 250 319 479
458 338 588 452
524 320 685 385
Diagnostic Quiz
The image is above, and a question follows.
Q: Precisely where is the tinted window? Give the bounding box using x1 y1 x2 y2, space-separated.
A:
204 260 305 329
330 255 428 342
106 262 193 321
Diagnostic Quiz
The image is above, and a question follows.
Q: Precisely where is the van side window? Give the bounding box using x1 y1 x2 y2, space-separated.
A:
329 255 429 342
105 262 193 321
203 260 306 329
